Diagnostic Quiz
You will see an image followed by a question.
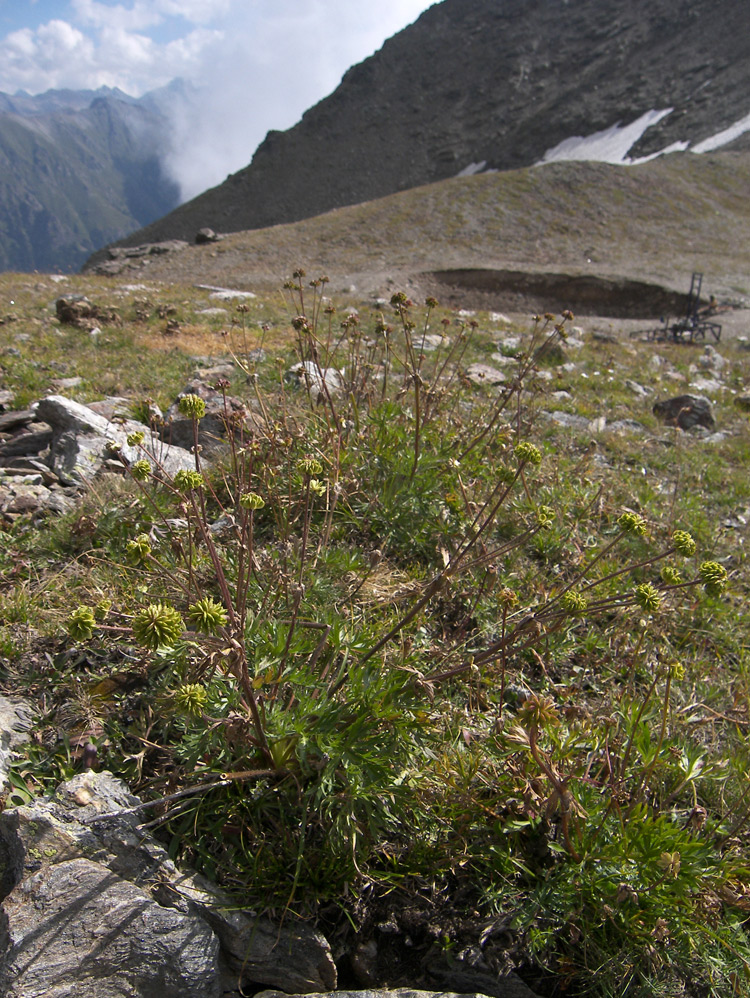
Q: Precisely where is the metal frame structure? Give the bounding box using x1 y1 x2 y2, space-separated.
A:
640 272 722 343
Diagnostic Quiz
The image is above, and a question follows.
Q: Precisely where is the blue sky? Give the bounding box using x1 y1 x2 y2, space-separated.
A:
0 1 436 197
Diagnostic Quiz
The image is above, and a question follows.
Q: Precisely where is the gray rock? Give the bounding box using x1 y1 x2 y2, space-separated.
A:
625 379 650 397
256 987 538 998
162 379 261 454
465 363 506 386
0 857 221 998
545 410 591 431
195 228 220 244
689 376 723 393
288 361 344 403
697 344 727 372
652 394 715 430
608 419 646 434
0 697 33 791
34 395 196 485
0 772 336 996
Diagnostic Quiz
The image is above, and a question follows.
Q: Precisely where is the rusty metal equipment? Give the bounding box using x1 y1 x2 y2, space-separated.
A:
639 272 722 343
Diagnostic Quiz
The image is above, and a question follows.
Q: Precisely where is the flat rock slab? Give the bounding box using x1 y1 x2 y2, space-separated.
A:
0 856 221 998
0 771 336 996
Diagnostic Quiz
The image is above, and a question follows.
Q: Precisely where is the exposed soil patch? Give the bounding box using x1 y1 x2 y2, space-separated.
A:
423 269 693 319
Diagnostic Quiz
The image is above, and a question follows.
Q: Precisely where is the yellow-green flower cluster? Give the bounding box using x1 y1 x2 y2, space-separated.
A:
173 683 208 717
672 530 696 557
239 491 265 510
67 606 96 641
668 660 685 681
187 597 228 635
130 459 151 482
660 565 682 586
177 394 206 420
515 441 542 466
618 511 648 536
536 505 555 528
561 591 588 615
699 561 728 597
298 457 323 476
126 534 152 567
132 603 184 650
173 469 204 493
126 431 145 447
634 582 661 612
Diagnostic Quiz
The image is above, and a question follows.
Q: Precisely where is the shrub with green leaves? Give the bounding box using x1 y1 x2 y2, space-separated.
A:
12 280 747 997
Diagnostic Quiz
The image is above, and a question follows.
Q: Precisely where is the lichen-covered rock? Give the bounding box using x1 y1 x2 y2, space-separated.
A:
0 857 221 998
0 772 336 997
652 394 715 430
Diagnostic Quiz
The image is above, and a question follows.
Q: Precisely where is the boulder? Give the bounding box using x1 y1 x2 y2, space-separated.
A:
652 394 715 430
465 363 506 387
0 771 336 998
0 858 221 998
195 228 220 244
162 379 263 454
287 361 344 404
34 395 197 485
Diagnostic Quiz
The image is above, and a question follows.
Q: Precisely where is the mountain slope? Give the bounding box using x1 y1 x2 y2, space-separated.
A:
90 0 750 259
86 148 750 319
0 86 182 273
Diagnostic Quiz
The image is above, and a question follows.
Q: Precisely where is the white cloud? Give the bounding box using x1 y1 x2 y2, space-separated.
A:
0 0 434 197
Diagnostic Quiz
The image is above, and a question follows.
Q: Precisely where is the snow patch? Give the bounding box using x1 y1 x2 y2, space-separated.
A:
539 108 674 165
456 161 487 177
692 110 750 153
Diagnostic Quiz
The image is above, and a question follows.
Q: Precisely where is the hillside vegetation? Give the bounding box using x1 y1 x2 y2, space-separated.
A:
87 150 750 312
1 265 750 997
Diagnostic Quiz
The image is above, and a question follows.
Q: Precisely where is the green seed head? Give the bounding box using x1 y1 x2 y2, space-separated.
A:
177 393 206 420
126 431 145 447
297 457 323 477
67 606 96 641
130 459 152 482
536 505 555 529
498 587 518 609
126 533 152 567
561 591 588 615
618 511 648 537
515 441 542 466
309 478 327 497
173 469 204 493
699 560 728 598
239 491 265 510
634 582 661 613
660 565 683 586
672 530 696 557
132 603 184 650
173 683 208 718
668 660 685 681
187 597 228 635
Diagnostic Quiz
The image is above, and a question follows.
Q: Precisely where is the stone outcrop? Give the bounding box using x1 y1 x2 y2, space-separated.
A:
90 240 190 276
0 771 336 998
0 696 33 791
0 394 200 520
652 394 716 430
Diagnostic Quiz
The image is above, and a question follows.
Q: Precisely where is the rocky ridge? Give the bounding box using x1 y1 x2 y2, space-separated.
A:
89 0 750 262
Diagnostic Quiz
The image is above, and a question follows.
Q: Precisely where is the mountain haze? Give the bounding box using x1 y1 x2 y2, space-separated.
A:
0 85 183 273
90 0 750 261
